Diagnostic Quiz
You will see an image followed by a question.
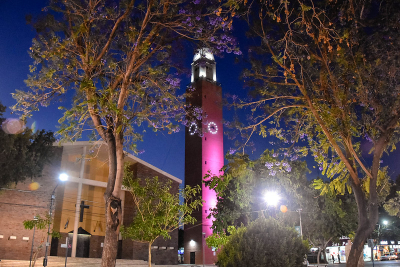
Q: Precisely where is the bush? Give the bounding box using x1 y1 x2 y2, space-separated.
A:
217 218 308 267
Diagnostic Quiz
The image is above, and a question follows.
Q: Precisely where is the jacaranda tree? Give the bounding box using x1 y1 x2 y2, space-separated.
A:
231 0 400 266
12 0 239 265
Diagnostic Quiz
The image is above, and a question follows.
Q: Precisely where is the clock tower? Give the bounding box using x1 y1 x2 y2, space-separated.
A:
184 48 223 265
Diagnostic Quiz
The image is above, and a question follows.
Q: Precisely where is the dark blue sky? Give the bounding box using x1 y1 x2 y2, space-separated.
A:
1 0 400 183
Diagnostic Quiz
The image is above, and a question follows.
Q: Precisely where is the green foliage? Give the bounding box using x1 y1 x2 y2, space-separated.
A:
206 149 310 234
206 150 357 257
384 191 400 217
121 164 203 244
0 103 55 188
216 218 308 267
23 214 61 238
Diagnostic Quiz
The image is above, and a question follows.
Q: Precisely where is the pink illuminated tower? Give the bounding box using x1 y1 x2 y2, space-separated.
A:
184 48 223 265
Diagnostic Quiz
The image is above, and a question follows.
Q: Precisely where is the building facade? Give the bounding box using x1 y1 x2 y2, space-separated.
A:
184 49 224 265
0 142 181 264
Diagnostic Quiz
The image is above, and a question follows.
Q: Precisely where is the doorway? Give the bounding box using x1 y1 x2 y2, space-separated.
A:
190 252 196 264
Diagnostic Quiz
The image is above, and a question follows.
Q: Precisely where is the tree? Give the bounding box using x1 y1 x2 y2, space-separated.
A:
216 217 308 267
231 0 400 265
121 165 203 267
301 191 357 264
12 0 239 265
205 150 358 265
0 102 55 188
205 150 310 234
23 215 61 267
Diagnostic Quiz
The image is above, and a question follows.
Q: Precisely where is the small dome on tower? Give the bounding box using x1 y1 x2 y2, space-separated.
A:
193 48 214 62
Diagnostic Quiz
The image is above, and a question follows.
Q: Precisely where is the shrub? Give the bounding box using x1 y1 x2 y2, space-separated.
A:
217 218 308 267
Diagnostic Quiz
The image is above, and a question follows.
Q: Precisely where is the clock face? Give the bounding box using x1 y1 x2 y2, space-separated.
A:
189 122 198 135
207 122 218 134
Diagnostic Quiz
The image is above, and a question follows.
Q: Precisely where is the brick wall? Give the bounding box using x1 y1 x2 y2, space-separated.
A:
0 147 63 260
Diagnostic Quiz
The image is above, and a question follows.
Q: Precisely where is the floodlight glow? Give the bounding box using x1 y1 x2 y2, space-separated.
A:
189 240 196 246
264 191 281 206
193 48 214 62
383 220 388 225
59 173 69 181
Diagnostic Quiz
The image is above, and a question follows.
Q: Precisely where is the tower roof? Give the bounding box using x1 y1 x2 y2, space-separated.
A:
193 48 214 62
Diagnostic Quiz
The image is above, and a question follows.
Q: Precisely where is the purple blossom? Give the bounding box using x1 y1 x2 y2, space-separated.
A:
269 170 276 176
364 134 372 143
380 160 383 163
179 8 186 14
272 153 278 157
275 162 280 166
265 162 274 169
229 148 236 155
319 166 323 171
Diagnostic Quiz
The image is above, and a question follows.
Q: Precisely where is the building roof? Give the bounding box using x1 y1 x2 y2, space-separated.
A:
57 141 182 184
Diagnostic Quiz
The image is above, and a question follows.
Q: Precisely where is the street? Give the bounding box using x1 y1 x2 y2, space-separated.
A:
321 260 400 267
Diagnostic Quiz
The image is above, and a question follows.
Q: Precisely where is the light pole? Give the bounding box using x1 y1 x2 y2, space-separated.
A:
29 216 38 267
296 209 303 237
43 173 68 267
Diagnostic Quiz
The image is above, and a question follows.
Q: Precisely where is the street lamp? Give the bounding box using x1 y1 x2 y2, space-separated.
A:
43 173 68 267
264 191 281 206
296 209 303 237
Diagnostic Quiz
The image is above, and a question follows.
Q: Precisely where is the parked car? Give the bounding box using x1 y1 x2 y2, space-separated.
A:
380 253 397 261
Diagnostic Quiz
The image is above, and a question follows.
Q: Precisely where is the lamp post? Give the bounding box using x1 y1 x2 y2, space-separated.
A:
296 209 303 237
43 173 68 267
29 216 38 267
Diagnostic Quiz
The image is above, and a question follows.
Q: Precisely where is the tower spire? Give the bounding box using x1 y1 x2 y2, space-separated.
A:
191 48 217 83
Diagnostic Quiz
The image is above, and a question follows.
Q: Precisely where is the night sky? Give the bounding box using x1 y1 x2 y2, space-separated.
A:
1 0 400 183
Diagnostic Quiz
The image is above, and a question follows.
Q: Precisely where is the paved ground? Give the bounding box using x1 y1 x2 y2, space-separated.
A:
1 258 399 267
314 260 400 267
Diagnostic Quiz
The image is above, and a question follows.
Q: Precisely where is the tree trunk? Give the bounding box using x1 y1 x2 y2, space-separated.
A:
101 196 122 267
101 133 123 267
346 183 377 267
317 247 321 265
148 243 152 267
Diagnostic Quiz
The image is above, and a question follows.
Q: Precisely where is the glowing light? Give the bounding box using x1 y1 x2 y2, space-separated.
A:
383 220 388 225
189 240 196 246
59 173 69 181
2 118 24 134
189 122 198 135
193 48 214 62
207 122 218 134
29 182 40 191
264 191 280 206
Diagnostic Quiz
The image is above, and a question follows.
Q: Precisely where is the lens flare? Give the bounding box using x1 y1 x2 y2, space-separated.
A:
29 182 40 191
2 118 24 134
31 121 37 133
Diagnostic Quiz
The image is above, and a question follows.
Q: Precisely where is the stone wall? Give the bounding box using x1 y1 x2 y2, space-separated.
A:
0 147 63 260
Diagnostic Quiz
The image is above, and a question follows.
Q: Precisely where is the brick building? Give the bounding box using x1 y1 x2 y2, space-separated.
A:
0 141 181 264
